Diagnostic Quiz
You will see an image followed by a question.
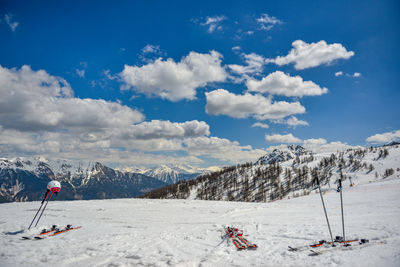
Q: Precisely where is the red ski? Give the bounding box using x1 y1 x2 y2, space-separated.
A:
22 225 81 240
225 226 257 250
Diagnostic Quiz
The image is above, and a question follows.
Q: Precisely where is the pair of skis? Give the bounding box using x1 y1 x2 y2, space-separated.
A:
307 238 390 256
288 237 367 252
22 225 81 240
225 226 257 250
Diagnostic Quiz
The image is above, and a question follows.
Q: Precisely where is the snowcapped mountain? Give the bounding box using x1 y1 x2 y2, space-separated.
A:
0 157 166 203
142 144 400 202
119 164 214 184
255 144 310 165
0 157 95 179
142 164 204 184
0 157 217 203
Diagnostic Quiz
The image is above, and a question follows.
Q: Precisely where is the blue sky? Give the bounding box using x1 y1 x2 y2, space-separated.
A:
0 0 399 168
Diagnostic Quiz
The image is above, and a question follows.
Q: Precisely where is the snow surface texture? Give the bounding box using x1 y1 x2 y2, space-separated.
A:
1 178 400 266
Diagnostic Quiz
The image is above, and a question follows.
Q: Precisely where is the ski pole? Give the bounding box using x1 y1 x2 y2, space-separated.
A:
34 191 54 228
28 189 50 230
314 177 335 246
337 179 346 245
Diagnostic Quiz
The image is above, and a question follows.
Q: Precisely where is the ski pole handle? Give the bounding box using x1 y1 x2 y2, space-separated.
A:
337 179 342 192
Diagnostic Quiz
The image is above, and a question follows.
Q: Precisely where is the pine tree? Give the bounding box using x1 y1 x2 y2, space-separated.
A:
368 164 374 173
383 149 389 158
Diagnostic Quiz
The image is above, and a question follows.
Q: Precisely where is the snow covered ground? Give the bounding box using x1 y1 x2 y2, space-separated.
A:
1 178 400 267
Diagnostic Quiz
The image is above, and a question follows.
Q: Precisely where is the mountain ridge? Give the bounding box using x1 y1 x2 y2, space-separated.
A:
117 164 217 184
141 144 400 201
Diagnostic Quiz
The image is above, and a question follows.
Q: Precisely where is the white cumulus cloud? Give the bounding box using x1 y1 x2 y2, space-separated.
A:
268 40 354 70
183 136 266 163
303 138 327 146
0 65 144 132
139 45 165 62
336 71 362 78
4 14 19 32
0 126 206 166
303 138 359 153
256 13 282 31
76 69 85 78
117 120 210 140
251 122 269 129
265 137 358 153
335 71 343 77
120 51 228 101
228 53 266 76
246 71 328 97
265 133 302 144
366 130 400 144
232 46 241 52
286 116 309 127
205 89 306 120
201 15 227 33
142 44 161 54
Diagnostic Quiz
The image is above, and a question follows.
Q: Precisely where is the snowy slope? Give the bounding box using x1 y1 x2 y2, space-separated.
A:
1 178 400 266
143 144 400 202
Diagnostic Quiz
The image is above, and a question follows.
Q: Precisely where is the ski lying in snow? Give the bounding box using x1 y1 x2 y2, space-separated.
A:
22 225 81 240
311 239 359 248
225 227 246 250
309 249 323 256
308 239 386 256
225 226 257 250
288 237 362 252
21 225 59 240
237 235 258 249
40 225 82 239
231 236 247 250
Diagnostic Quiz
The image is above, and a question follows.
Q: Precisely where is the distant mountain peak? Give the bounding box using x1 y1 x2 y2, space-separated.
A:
256 145 309 165
287 144 307 153
385 141 400 147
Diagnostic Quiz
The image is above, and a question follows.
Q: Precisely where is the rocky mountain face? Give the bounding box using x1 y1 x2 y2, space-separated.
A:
0 158 166 203
255 144 309 165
